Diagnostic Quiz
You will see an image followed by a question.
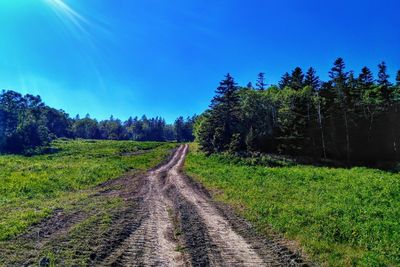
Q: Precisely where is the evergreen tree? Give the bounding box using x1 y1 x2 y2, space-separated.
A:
174 116 185 142
377 62 391 87
329 58 351 161
279 72 291 89
193 60 400 164
396 70 400 86
377 62 392 102
290 67 304 90
329 58 349 87
209 73 241 152
256 72 266 91
348 71 358 98
210 73 238 109
358 67 374 87
304 67 320 91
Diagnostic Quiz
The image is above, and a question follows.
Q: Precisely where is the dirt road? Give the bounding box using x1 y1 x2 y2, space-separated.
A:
1 145 306 266
99 145 305 266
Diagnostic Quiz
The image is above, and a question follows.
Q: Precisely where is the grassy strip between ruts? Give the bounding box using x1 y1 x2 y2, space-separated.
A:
0 139 177 242
184 144 400 266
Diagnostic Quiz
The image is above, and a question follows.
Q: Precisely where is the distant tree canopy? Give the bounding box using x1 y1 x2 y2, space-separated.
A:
195 58 400 165
0 90 195 155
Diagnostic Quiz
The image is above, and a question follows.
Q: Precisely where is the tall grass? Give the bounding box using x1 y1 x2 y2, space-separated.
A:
185 146 400 266
0 139 176 241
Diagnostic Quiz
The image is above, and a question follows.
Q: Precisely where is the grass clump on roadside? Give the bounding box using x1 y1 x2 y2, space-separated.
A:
185 144 400 266
0 139 176 242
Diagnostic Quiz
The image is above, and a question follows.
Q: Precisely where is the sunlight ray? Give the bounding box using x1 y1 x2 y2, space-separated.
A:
44 0 92 39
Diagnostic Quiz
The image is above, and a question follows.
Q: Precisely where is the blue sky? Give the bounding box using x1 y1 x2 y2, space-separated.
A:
0 0 399 122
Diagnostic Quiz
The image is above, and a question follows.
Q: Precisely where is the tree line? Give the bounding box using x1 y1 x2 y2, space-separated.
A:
0 90 195 154
195 58 400 165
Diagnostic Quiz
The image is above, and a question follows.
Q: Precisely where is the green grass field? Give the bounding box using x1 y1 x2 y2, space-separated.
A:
0 139 176 242
185 145 400 266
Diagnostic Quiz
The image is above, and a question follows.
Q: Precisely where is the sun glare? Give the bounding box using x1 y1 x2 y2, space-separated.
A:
45 0 91 37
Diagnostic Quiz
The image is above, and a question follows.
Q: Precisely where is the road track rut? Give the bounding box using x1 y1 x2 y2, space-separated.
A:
99 145 307 267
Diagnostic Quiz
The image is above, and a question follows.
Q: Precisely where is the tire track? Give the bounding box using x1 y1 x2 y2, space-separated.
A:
168 145 270 266
100 146 186 267
99 144 307 266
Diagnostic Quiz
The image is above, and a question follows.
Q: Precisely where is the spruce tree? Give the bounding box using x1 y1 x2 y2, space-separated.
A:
209 73 241 152
329 58 348 88
358 67 374 87
256 72 266 91
377 62 391 87
329 58 351 161
174 116 185 142
210 73 239 110
304 67 320 90
290 67 304 90
279 72 291 89
377 62 392 102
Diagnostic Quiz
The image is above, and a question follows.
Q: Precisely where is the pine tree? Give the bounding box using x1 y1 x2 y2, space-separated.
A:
348 71 363 105
329 58 349 89
246 82 253 89
209 73 241 152
329 58 351 161
377 62 391 87
174 116 185 142
210 73 238 108
304 67 320 90
256 72 266 91
357 67 382 160
279 72 291 89
290 67 304 90
377 62 392 102
358 67 374 87
357 67 376 102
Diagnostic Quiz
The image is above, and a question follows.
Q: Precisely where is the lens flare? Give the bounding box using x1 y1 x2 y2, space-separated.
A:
45 0 91 37
43 0 111 91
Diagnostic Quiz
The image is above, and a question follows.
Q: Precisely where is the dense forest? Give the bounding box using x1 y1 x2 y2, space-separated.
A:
0 90 195 154
195 58 400 165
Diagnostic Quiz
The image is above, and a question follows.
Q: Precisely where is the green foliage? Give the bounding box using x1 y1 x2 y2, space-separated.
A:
174 116 196 142
197 73 241 153
71 115 195 142
0 90 67 154
279 72 291 89
290 67 305 91
256 72 266 91
245 127 257 152
195 59 400 165
304 67 320 90
185 148 400 266
228 133 242 153
0 139 176 241
0 90 195 154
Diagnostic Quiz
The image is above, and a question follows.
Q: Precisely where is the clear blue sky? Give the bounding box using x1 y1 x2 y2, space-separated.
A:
0 0 399 122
